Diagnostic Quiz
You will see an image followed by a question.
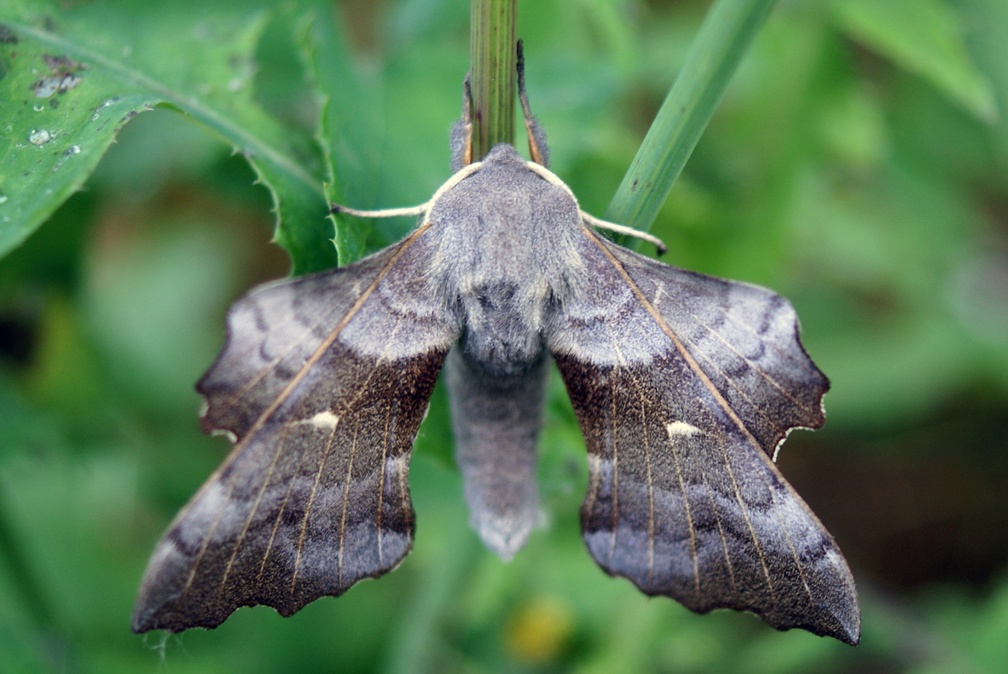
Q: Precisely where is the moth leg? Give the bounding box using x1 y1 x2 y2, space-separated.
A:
580 212 668 255
517 40 550 168
331 162 484 219
450 75 474 171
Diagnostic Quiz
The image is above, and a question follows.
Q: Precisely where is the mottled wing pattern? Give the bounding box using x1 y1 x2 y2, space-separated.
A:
547 231 860 644
132 227 459 633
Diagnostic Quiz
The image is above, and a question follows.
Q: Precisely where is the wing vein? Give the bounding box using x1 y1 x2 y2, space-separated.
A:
603 323 626 565
337 415 362 587
697 458 738 597
586 228 778 605
256 424 315 585
376 399 393 567
717 438 777 607
223 223 433 452
584 229 766 460
763 462 815 605
217 424 291 593
645 401 655 587
291 414 341 598
693 301 817 414
665 425 701 600
609 386 620 563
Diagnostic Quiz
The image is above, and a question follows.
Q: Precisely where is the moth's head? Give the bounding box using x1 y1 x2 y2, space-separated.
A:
481 143 525 166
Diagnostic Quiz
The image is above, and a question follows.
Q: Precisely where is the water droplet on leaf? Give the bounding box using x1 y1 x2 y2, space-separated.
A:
29 129 52 145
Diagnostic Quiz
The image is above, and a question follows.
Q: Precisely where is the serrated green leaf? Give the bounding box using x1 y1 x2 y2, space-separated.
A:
0 0 335 273
832 0 997 122
300 5 381 266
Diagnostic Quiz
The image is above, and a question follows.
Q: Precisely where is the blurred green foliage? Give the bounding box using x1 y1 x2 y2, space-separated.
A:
1 0 1007 672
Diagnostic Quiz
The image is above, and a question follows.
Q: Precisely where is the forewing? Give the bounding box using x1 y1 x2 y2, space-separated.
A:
132 227 459 633
548 232 860 644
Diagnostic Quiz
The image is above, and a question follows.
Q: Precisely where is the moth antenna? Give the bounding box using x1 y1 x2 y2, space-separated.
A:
517 40 550 168
450 75 474 170
461 73 474 127
581 212 668 255
329 203 431 219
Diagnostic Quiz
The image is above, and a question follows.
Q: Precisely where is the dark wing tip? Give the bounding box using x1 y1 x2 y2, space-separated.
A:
131 600 236 634
593 561 861 645
820 584 862 646
130 557 234 634
792 601 861 645
131 604 202 634
131 571 298 634
838 614 862 646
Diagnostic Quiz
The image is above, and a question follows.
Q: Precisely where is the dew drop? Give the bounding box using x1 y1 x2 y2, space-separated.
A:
29 129 52 145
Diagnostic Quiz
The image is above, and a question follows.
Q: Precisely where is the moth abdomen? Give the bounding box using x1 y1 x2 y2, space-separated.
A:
445 347 549 560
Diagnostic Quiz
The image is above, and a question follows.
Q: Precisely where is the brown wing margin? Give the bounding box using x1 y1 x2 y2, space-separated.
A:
547 228 860 644
132 226 459 632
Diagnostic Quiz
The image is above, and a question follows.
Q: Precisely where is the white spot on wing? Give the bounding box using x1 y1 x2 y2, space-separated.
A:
666 420 702 437
209 428 239 443
308 410 340 429
653 281 666 309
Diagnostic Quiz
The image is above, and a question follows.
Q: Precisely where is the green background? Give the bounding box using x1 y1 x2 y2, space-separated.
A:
1 0 1007 671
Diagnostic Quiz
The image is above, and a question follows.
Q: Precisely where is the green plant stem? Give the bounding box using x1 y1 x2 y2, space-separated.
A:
469 0 517 159
606 0 778 236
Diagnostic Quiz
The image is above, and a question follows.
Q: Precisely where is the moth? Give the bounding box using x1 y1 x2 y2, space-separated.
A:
133 48 860 645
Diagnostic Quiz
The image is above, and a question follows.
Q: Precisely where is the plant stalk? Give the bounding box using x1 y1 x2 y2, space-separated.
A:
469 0 517 160
606 0 778 236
